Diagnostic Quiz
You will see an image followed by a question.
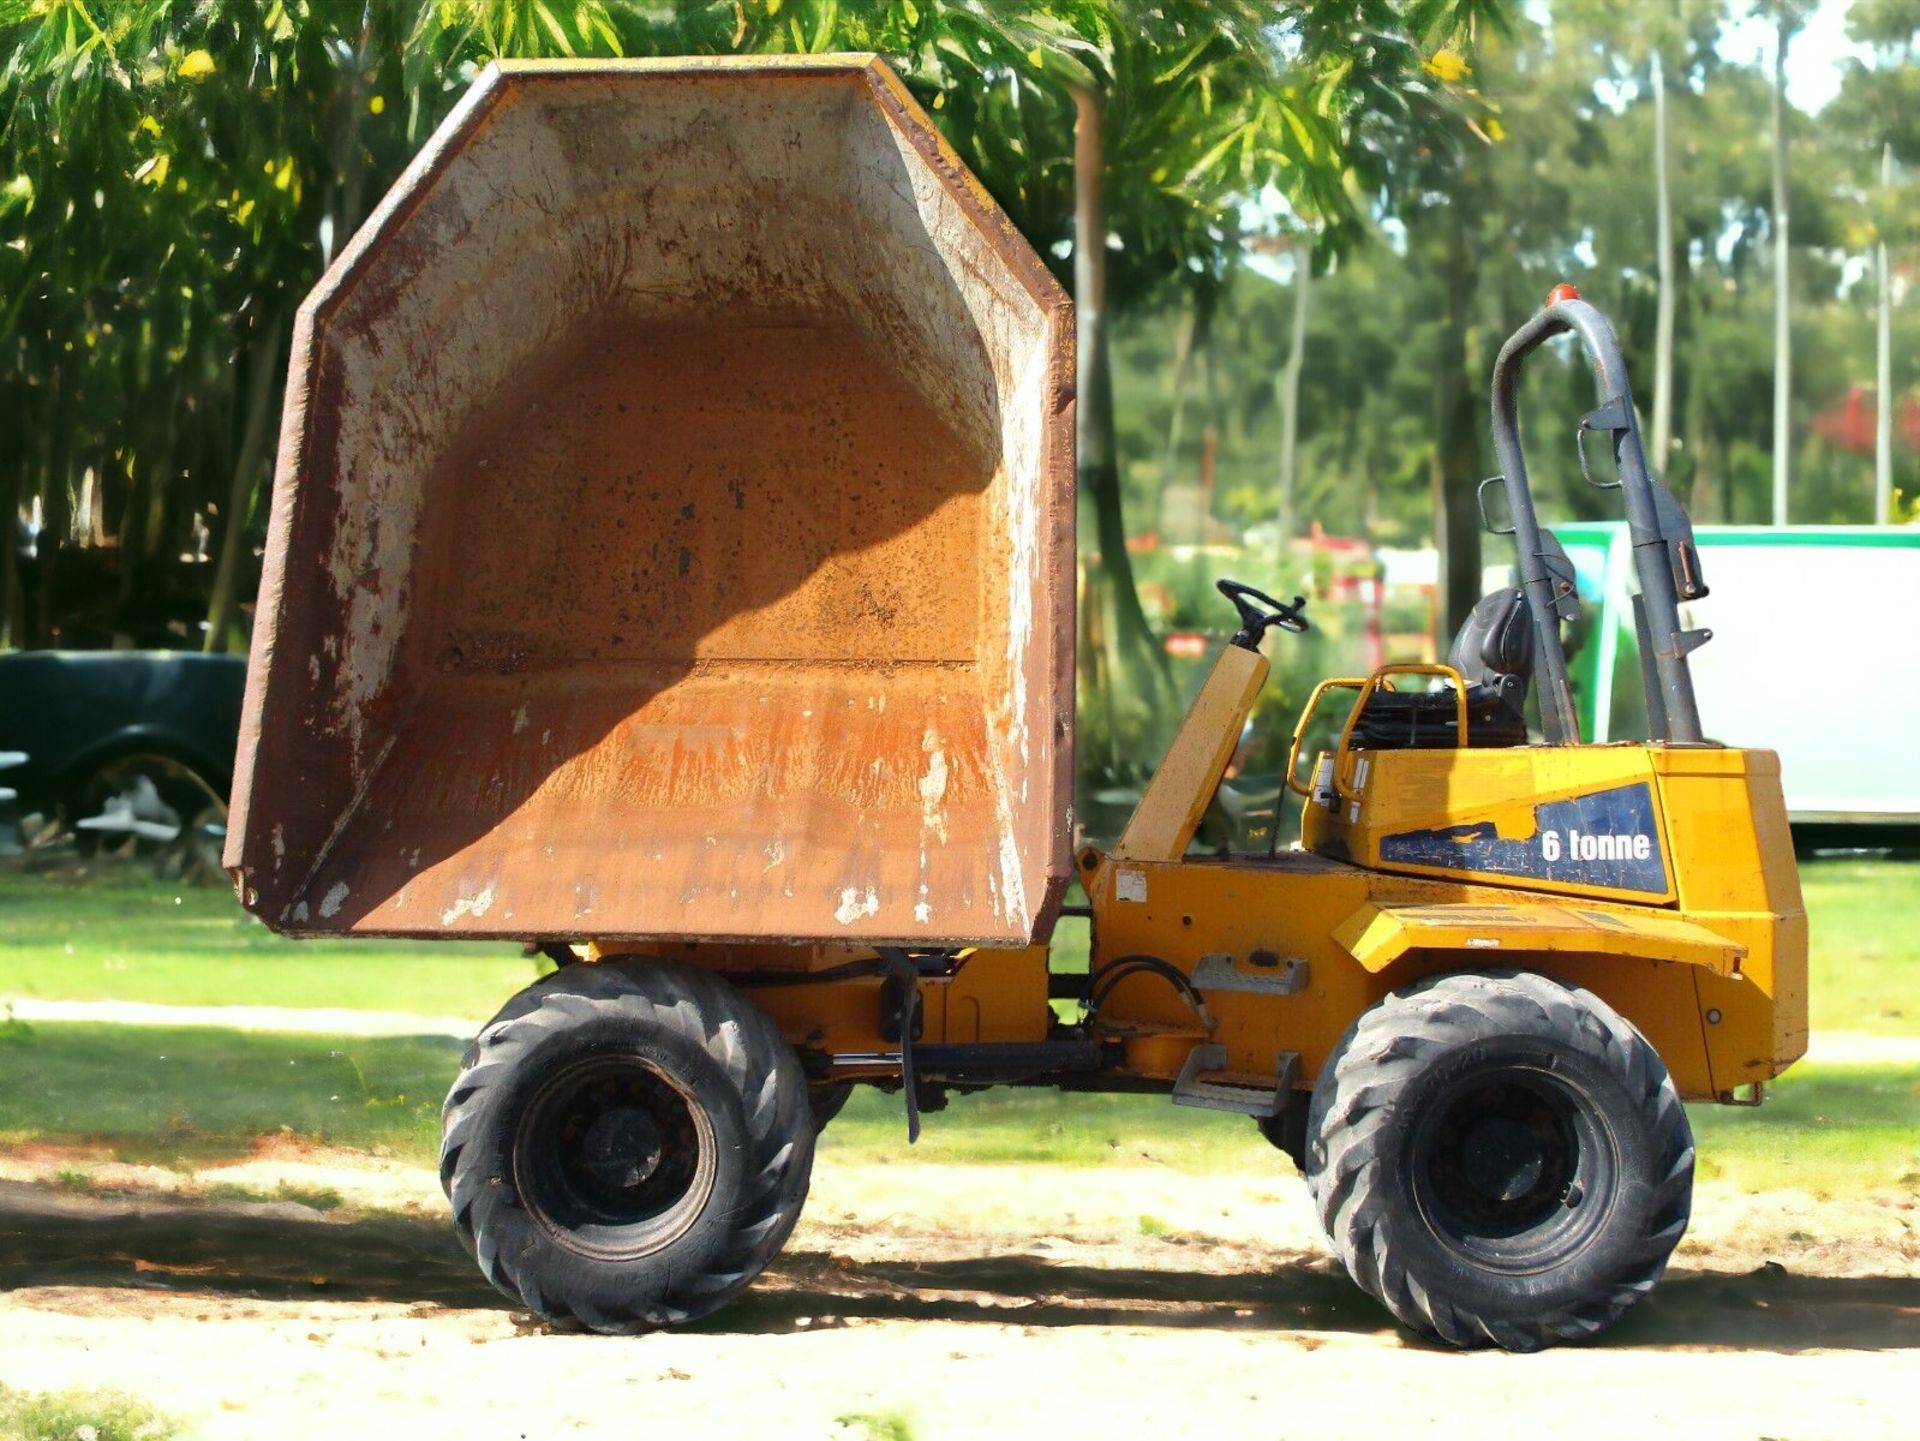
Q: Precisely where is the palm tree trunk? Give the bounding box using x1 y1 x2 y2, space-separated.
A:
1163 300 1197 481
1770 10 1792 526
202 316 285 654
1162 291 1218 543
1 424 19 649
1276 245 1311 546
1360 400 1382 533
1876 140 1894 525
1433 211 1483 639
1199 299 1220 536
323 17 378 266
1684 340 1717 522
1070 83 1169 766
1650 45 1676 474
35 368 74 648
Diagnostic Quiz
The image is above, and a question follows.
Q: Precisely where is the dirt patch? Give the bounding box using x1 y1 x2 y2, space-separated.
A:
0 1163 1914 1440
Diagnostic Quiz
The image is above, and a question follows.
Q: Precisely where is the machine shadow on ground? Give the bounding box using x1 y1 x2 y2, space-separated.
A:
3 1180 1913 1354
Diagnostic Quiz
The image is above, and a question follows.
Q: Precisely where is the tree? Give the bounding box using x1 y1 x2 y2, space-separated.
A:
1565 0 1731 483
0 2 633 652
1070 71 1181 749
1878 138 1897 521
3 3 1493 670
1120 0 1907 563
1768 2 1812 525
1274 242 1311 547
1383 24 1518 637
961 2 1466 772
1651 38 1676 471
1834 0 1920 522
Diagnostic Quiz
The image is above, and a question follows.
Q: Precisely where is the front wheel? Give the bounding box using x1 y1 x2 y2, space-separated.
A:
1305 970 1693 1351
441 958 814 1332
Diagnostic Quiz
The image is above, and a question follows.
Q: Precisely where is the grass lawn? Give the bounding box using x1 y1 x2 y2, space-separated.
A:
828 1065 1920 1197
0 1382 178 1441
1686 1063 1920 1194
0 869 543 1019
0 1017 455 1165
1800 857 1920 1034
2 856 1909 1031
2 1013 1912 1196
0 856 1915 1194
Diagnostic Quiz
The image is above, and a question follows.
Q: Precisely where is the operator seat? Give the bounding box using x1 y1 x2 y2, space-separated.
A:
1352 589 1533 750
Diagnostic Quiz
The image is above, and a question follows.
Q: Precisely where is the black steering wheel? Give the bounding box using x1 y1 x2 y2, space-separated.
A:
1217 578 1310 651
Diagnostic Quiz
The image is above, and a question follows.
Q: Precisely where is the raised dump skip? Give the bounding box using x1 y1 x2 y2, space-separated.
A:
225 56 1076 947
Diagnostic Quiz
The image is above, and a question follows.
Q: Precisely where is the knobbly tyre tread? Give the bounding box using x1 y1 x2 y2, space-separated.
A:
1304 970 1694 1351
440 957 814 1333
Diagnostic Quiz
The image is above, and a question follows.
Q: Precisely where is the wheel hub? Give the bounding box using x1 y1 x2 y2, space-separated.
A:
1409 1066 1611 1272
582 1105 666 1190
513 1055 717 1261
1461 1114 1547 1203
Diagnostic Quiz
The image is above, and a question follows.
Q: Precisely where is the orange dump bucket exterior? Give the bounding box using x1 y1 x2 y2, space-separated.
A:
225 56 1076 948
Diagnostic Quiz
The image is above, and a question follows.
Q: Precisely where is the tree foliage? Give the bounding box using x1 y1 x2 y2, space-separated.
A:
2 0 1487 786
7 0 1907 812
1117 2 1917 577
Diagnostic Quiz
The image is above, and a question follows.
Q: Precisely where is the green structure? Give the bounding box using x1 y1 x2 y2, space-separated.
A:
1552 523 1920 838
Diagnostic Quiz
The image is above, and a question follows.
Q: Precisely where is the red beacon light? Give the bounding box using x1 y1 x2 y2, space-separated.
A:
1545 282 1581 307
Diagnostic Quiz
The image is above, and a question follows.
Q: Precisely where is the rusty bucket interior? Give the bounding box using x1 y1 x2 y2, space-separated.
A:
226 57 1075 947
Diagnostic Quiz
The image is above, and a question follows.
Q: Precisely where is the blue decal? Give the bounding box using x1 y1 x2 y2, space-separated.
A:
1379 783 1668 894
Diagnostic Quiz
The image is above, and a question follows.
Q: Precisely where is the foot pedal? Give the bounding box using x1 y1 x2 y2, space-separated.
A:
1171 1043 1299 1118
1192 951 1308 996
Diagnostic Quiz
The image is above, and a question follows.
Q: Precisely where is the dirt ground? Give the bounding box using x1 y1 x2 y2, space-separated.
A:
1 1146 1915 1441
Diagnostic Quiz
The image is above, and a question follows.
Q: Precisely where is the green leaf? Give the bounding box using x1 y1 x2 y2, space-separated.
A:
810 0 838 54
1154 35 1212 86
532 2 576 56
1184 120 1256 186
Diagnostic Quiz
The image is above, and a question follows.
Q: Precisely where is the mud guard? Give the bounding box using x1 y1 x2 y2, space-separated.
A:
1333 901 1746 977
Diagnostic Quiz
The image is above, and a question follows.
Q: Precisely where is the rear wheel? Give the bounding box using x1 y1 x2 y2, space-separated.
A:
441 958 813 1332
1305 970 1693 1351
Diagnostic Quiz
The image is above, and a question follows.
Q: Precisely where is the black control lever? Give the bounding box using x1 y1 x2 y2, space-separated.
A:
1216 578 1310 651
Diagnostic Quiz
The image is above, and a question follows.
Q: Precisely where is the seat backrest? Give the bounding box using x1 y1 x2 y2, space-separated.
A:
1447 588 1533 688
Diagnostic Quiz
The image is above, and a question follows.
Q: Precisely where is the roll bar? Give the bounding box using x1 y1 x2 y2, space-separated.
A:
1488 285 1710 745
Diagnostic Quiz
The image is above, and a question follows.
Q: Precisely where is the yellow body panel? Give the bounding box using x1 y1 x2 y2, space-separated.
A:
1333 902 1746 976
1289 739 1805 1083
1115 644 1268 863
588 655 1805 1111
591 941 1055 1079
1305 744 1679 904
1083 839 1800 1101
1651 746 1809 1083
1083 851 1723 1094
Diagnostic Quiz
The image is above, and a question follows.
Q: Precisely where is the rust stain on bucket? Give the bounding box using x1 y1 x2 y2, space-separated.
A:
225 56 1075 947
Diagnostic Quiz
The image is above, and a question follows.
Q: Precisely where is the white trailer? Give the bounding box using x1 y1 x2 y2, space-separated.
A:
1553 524 1920 840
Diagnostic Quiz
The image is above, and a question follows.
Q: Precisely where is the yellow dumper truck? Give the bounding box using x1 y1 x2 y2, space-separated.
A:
226 56 1806 1351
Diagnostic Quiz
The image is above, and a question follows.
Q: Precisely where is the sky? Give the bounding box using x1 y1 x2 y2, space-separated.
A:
1718 0 1872 114
1523 0 1869 113
1250 0 1877 282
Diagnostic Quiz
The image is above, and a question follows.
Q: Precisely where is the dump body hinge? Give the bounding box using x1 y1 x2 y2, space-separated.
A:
1171 1043 1299 1118
1192 951 1309 996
